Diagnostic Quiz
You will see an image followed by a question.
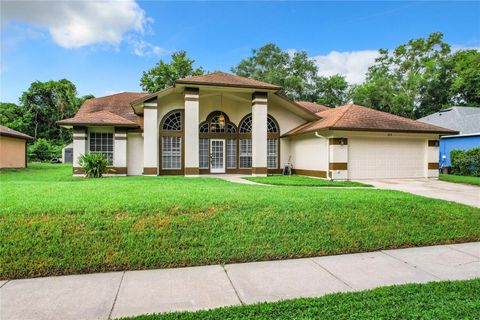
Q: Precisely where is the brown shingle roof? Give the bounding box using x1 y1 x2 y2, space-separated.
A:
57 92 149 127
284 104 458 136
295 101 330 113
176 72 281 90
0 125 34 140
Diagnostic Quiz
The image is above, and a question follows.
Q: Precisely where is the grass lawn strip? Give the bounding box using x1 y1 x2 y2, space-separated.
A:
121 279 480 319
439 173 480 186
244 174 371 187
1 163 479 279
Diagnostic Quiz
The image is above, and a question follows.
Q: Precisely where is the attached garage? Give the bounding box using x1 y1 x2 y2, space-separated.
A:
348 137 426 179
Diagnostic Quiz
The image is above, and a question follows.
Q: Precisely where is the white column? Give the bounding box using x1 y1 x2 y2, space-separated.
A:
251 92 268 176
143 105 158 175
72 127 87 175
184 87 200 176
427 139 439 178
329 138 348 180
113 128 127 175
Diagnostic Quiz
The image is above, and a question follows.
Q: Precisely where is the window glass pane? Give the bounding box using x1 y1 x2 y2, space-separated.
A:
239 139 252 168
239 115 252 133
227 139 237 169
162 112 182 131
267 116 279 133
162 136 182 169
267 139 278 169
89 132 113 165
199 139 209 169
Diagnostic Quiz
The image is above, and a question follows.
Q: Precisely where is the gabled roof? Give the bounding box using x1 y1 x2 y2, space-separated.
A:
418 107 480 134
284 104 458 136
176 72 282 90
295 101 330 113
0 125 34 140
57 92 148 128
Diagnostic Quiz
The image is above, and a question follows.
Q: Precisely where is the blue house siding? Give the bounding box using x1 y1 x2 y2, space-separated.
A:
440 134 480 167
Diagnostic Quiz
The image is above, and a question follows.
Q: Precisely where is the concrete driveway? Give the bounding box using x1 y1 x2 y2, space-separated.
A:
362 178 480 208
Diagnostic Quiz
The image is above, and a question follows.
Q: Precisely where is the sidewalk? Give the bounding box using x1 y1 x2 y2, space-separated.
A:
1 242 479 320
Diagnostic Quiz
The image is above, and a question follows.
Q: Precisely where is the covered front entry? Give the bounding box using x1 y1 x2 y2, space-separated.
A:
210 139 225 173
348 137 426 179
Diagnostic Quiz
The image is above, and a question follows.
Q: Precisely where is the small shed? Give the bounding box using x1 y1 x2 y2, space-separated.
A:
0 125 34 168
62 143 74 163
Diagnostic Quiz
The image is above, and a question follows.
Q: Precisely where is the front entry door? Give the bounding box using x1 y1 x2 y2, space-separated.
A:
210 139 225 173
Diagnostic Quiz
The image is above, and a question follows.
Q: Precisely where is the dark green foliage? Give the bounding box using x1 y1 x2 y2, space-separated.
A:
450 49 480 107
231 43 351 104
27 138 61 162
79 153 109 178
122 279 480 320
140 51 204 93
450 147 480 177
1 164 479 279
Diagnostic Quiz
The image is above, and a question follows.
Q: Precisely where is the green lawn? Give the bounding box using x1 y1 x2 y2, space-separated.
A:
244 174 371 187
440 173 480 186
1 163 479 280
122 279 480 320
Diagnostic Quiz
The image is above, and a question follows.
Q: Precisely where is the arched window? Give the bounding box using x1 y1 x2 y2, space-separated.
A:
199 122 209 133
239 115 252 133
162 111 182 131
267 117 279 133
160 110 183 171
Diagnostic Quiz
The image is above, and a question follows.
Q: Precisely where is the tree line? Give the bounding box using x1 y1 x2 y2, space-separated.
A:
1 32 478 159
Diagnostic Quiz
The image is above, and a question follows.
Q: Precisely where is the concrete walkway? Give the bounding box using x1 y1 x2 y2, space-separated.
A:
1 242 479 320
363 178 480 208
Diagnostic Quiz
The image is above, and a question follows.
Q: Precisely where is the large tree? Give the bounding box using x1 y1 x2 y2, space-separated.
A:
231 44 319 101
449 49 480 107
314 75 351 107
17 79 88 144
352 32 454 119
140 51 204 93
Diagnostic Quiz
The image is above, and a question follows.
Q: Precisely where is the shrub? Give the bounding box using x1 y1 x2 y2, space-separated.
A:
78 153 109 178
450 147 480 177
28 139 61 162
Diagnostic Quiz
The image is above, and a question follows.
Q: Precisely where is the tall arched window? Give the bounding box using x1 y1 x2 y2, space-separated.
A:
160 110 183 172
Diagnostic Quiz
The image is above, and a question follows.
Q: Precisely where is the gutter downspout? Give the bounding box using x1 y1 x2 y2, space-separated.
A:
315 131 331 180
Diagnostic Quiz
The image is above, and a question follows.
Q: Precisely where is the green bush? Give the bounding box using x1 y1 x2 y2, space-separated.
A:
78 153 109 178
450 147 480 177
28 139 61 162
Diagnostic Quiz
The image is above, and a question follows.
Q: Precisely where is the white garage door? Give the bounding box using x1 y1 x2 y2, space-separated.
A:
348 138 426 179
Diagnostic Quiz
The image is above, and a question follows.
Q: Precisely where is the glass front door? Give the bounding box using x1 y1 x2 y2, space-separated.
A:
210 139 225 173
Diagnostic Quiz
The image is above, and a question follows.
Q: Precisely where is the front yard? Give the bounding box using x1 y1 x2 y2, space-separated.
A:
439 173 480 186
1 163 479 279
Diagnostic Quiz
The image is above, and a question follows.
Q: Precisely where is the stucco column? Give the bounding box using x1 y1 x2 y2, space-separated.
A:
329 138 348 180
143 104 158 175
427 139 439 178
184 87 200 176
113 128 127 175
72 126 87 175
251 92 268 176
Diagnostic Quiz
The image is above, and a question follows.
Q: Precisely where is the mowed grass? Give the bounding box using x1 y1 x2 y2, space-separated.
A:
1 163 480 279
440 173 480 186
245 174 371 187
122 279 480 320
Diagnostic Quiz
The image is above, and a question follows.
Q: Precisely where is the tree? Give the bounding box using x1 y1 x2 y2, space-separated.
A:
352 32 453 119
314 75 351 107
231 44 319 101
0 102 32 134
19 79 86 144
140 51 204 93
450 49 480 107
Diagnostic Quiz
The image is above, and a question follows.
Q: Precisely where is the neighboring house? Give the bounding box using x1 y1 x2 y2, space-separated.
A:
418 107 480 168
0 125 34 169
57 72 455 179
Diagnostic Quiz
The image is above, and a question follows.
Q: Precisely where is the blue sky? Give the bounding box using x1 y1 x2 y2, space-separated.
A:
1 1 479 103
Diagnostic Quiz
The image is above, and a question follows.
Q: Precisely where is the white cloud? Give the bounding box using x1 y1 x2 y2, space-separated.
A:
1 0 163 53
126 35 165 57
313 50 379 84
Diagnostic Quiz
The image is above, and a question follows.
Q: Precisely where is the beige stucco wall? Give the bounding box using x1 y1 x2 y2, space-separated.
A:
289 133 329 171
0 136 27 168
127 133 144 175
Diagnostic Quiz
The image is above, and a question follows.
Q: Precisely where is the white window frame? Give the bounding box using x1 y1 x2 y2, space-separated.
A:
88 128 114 166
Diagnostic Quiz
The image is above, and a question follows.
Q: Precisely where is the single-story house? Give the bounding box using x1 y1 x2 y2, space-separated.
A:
58 72 455 179
0 125 34 169
418 107 480 168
